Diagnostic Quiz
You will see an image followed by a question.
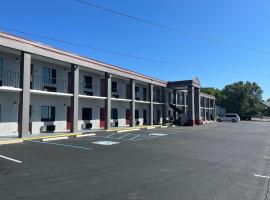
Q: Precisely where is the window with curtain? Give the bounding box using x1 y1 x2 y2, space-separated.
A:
43 67 56 84
82 108 92 120
41 106 55 121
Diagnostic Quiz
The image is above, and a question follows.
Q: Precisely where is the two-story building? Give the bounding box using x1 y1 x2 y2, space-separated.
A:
0 32 216 138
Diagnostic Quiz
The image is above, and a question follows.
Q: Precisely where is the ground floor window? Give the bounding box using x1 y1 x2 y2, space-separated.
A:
111 108 118 120
82 108 92 120
135 109 139 120
41 106 55 122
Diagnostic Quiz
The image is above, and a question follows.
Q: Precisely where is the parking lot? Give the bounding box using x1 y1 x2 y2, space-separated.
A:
1 121 270 200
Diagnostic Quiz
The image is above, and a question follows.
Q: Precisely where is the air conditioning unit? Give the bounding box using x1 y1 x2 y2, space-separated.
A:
112 94 119 98
82 123 92 129
111 121 119 127
41 125 55 133
84 91 93 96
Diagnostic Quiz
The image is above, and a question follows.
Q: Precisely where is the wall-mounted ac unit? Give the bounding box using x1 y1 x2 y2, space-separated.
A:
82 123 92 129
41 125 55 133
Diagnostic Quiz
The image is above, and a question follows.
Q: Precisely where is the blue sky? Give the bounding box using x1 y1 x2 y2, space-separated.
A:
1 0 270 99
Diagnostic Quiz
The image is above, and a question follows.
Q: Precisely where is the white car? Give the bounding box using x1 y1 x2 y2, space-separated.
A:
217 113 240 122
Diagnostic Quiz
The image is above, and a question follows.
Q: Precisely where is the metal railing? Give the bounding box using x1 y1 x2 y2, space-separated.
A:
31 75 69 93
0 70 20 88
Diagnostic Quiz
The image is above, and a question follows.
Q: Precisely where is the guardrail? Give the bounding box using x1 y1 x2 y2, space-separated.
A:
0 70 20 88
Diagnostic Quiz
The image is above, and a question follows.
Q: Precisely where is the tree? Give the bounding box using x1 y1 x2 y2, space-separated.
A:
267 98 270 102
221 81 263 117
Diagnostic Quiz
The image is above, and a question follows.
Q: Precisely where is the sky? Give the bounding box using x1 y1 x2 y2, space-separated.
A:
0 0 270 99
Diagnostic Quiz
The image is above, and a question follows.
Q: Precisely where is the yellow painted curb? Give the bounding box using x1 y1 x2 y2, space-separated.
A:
0 139 23 145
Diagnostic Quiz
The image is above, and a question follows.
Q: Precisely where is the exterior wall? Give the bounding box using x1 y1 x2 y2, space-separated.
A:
0 92 19 136
0 50 20 73
135 103 148 126
30 95 70 134
153 104 163 124
79 70 103 96
111 100 130 127
78 98 105 130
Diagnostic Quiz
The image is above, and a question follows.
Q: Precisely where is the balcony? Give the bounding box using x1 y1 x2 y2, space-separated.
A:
0 70 20 88
31 75 69 93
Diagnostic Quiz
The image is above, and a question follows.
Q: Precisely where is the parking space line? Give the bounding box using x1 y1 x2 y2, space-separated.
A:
254 174 270 179
129 134 140 141
117 133 130 139
106 132 118 138
0 154 22 163
28 140 93 150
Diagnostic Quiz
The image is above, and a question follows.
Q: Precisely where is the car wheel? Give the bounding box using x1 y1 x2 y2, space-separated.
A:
217 119 221 122
232 119 236 122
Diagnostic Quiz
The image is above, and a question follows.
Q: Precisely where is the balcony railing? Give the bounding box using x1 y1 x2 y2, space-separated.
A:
31 75 69 93
0 70 20 88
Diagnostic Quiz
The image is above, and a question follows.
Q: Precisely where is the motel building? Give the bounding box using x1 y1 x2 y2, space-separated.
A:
0 32 216 138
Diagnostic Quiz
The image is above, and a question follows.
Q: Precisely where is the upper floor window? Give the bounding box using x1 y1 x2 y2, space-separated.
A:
112 81 118 93
0 57 3 84
143 88 147 101
0 57 3 72
135 86 140 99
41 106 55 122
43 67 56 84
84 76 92 89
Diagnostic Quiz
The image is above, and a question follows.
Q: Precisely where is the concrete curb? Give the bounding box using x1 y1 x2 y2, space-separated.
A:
0 139 23 145
42 136 69 142
117 128 140 133
75 133 96 138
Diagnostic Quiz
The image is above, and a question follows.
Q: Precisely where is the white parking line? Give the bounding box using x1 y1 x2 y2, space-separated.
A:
106 132 118 138
28 140 93 150
254 174 270 179
0 154 22 164
118 133 130 139
263 156 270 159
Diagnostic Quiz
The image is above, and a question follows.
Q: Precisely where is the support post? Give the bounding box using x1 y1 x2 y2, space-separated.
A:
162 87 167 124
183 92 187 114
130 79 135 127
194 88 201 125
148 83 153 126
173 89 177 121
187 86 195 126
18 52 31 138
105 73 112 129
70 64 79 133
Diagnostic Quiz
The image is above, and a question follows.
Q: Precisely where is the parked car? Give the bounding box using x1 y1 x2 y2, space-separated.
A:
217 113 241 122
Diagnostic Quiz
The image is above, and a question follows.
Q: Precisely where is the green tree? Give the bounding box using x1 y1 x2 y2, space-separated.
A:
221 81 263 116
267 98 270 102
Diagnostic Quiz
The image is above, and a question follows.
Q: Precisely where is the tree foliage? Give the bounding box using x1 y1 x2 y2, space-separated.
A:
201 81 263 117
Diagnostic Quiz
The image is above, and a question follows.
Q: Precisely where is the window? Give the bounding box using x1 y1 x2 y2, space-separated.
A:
112 81 118 93
168 93 171 104
143 88 147 101
43 67 56 84
0 105 1 122
84 76 92 89
0 57 3 83
0 57 3 72
135 109 139 119
111 108 118 120
135 86 140 100
41 106 55 122
82 108 92 120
